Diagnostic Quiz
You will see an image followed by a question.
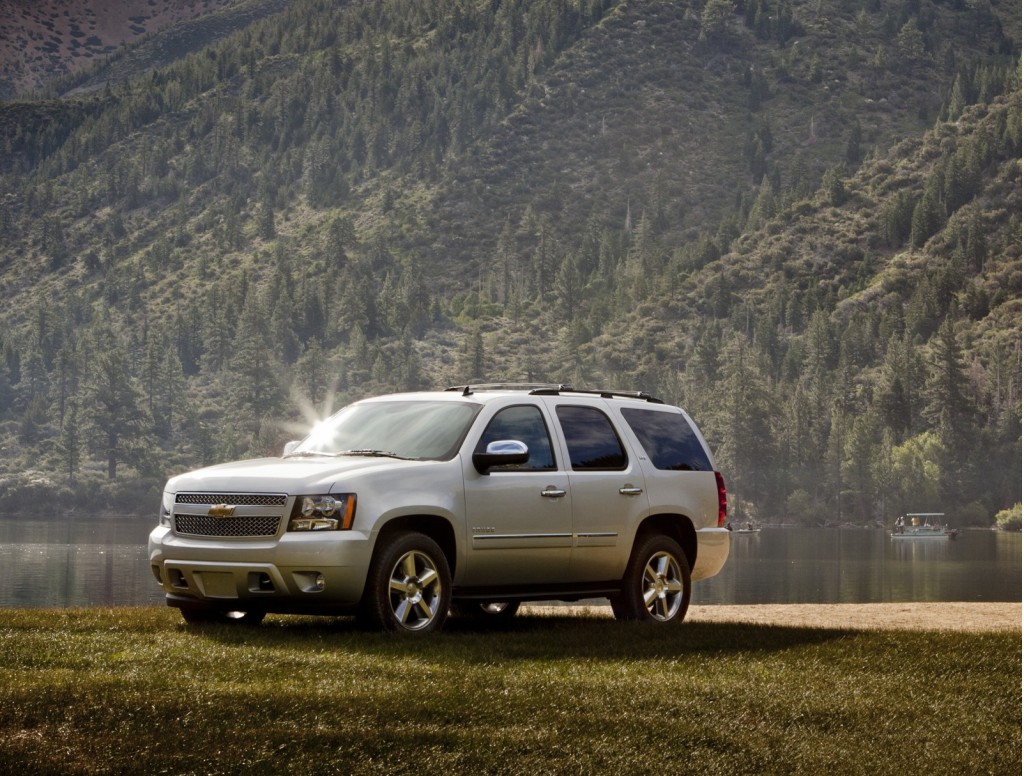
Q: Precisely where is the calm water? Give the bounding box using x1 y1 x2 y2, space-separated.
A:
0 516 1020 608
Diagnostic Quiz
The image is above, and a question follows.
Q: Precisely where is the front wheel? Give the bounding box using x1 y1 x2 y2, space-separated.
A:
612 534 691 623
362 532 452 633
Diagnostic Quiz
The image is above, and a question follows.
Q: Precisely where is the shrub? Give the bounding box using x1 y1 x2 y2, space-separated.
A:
994 503 1022 531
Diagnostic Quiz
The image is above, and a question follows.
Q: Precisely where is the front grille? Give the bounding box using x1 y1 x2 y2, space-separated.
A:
174 514 282 537
176 493 287 507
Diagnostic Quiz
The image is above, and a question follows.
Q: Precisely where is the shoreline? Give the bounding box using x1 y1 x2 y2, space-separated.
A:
523 602 1022 631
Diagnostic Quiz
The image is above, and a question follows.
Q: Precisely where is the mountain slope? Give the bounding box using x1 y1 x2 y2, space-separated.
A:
0 0 258 99
0 0 1019 523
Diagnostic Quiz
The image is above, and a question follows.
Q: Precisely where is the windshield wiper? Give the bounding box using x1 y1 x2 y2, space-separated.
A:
337 449 409 460
284 449 409 460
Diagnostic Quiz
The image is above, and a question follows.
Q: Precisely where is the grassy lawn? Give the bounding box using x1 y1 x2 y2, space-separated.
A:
0 607 1019 775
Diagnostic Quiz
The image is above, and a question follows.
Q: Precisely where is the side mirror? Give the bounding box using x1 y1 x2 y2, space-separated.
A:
473 440 529 474
283 440 301 456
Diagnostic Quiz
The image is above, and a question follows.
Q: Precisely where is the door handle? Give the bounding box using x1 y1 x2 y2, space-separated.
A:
541 487 567 498
619 486 643 496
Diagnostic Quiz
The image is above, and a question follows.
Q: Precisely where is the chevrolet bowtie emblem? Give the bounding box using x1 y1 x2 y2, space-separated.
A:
207 504 236 517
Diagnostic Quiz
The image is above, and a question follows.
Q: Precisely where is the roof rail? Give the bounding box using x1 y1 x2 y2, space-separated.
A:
561 388 663 404
444 384 663 403
445 383 569 397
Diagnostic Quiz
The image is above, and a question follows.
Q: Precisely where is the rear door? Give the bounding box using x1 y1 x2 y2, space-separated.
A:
548 400 650 582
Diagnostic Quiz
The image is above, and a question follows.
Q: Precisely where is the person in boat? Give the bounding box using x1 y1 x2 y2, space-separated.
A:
895 515 904 534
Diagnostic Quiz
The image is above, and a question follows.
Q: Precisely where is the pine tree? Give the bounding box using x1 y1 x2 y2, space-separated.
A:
714 336 775 517
461 328 486 381
923 317 978 508
57 400 82 483
229 289 286 440
910 176 946 247
84 342 149 480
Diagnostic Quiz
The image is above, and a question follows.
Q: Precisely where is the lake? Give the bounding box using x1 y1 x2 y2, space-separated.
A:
0 515 1020 609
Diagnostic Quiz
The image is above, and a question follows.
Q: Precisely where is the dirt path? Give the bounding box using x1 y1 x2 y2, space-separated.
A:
524 602 1022 631
687 602 1022 631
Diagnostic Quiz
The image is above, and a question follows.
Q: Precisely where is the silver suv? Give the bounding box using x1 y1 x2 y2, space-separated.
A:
148 385 729 632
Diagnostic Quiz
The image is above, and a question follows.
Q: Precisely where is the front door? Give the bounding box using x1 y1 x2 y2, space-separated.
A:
461 404 573 586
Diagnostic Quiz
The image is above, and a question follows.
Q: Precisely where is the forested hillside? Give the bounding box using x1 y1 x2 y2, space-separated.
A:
0 0 1019 525
0 0 251 99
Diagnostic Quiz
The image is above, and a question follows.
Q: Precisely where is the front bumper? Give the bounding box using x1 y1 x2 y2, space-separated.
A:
148 525 373 614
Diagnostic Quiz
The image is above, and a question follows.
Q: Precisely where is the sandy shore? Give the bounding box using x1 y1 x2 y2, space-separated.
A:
523 602 1022 632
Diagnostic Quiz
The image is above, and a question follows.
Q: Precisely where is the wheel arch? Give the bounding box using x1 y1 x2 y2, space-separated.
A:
374 514 458 576
635 513 697 571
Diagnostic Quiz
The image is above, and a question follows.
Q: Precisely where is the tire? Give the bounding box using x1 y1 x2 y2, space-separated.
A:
362 532 452 633
180 607 266 626
612 534 691 623
451 601 521 620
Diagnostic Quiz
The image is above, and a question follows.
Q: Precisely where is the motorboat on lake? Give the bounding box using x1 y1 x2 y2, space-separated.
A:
727 522 761 534
891 513 958 540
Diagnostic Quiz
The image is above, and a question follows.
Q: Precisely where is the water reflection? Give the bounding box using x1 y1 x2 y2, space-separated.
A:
0 517 1020 608
0 515 162 608
693 527 1022 605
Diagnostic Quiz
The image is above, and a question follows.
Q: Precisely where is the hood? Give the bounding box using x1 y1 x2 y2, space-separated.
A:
165 455 417 495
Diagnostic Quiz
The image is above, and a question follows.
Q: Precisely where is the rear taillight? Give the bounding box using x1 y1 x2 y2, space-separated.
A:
715 471 727 528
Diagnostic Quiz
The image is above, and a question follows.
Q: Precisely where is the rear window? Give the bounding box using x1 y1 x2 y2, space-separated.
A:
621 408 712 471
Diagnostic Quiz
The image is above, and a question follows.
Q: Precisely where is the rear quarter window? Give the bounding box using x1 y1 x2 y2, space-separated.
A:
621 408 712 472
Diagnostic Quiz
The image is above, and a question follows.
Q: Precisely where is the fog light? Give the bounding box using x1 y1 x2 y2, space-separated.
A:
293 571 327 593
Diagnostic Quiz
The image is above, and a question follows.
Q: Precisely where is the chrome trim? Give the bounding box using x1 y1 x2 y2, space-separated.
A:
176 493 287 507
473 533 574 541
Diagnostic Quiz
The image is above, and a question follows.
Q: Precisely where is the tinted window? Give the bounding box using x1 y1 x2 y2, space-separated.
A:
556 406 627 470
621 408 712 471
476 405 555 470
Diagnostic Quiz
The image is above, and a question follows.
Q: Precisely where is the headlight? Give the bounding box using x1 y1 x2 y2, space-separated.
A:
288 494 356 531
160 491 174 526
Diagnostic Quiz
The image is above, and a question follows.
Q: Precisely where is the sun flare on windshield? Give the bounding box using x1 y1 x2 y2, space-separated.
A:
305 418 336 450
279 383 343 449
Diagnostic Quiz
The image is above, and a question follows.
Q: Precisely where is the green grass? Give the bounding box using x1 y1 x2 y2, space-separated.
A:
0 608 1019 775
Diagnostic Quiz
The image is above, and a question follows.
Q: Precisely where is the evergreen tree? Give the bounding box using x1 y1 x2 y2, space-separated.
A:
922 316 981 511
714 337 775 517
875 333 926 437
57 400 82 483
229 289 286 441
910 176 946 247
84 342 149 480
461 328 486 381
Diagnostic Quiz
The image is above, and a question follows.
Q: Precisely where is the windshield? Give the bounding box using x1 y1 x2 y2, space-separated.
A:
290 400 481 461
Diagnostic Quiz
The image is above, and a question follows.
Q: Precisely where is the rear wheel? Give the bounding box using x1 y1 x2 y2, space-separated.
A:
362 532 452 633
612 534 691 623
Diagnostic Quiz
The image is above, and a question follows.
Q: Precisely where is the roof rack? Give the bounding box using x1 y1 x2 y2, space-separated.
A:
444 384 663 404
445 383 568 397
